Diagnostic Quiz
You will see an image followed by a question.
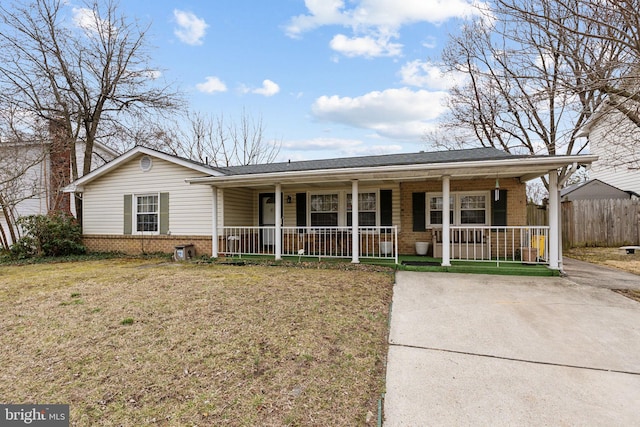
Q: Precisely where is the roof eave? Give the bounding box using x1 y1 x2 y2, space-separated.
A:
64 146 222 192
185 155 598 187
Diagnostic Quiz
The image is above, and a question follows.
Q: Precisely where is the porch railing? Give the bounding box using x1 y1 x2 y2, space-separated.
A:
218 226 398 263
433 226 550 264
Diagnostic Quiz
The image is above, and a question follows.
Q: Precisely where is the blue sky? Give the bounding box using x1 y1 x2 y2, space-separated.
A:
119 0 483 161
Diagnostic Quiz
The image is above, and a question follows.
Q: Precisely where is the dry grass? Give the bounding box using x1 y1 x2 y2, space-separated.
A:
0 259 394 426
565 246 640 275
565 247 640 302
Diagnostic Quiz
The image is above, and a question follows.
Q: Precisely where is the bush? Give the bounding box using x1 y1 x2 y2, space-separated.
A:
9 213 86 259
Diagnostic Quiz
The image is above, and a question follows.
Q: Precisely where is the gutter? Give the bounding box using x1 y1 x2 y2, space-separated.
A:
185 155 598 186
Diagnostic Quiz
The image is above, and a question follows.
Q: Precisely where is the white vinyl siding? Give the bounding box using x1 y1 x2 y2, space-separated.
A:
222 188 254 226
589 110 640 194
82 155 213 235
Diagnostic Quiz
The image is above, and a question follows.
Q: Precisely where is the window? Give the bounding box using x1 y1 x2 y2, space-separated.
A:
427 192 489 226
460 195 486 224
136 194 159 232
428 195 454 225
347 192 377 226
310 194 338 226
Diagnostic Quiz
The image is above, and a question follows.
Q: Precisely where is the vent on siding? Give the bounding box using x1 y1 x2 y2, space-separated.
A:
140 155 153 172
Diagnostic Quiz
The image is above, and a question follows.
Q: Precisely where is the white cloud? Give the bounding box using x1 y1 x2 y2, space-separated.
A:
285 0 348 38
252 80 280 97
173 10 208 45
196 76 227 94
422 36 437 49
287 0 485 34
280 137 403 159
72 7 113 38
72 7 96 30
125 69 162 80
330 34 402 58
311 87 448 139
281 137 363 151
285 0 486 57
399 60 467 90
146 70 162 80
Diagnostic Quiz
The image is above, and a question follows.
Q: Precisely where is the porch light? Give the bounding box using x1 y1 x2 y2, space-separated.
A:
495 178 500 201
286 195 292 203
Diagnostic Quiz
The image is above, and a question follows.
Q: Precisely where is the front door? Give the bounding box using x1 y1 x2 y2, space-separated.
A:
259 193 276 247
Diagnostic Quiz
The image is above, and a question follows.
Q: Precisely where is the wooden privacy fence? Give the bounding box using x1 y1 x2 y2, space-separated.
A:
527 203 548 226
562 199 640 247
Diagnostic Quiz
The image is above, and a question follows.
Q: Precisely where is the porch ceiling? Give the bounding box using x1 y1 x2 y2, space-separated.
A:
185 155 597 189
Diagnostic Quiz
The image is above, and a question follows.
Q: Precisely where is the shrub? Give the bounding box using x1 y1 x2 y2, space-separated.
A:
9 212 86 259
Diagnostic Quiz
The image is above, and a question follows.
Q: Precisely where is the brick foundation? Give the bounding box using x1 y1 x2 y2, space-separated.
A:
83 235 213 257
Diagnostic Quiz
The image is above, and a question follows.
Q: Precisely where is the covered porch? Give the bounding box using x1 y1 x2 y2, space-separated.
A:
213 224 549 266
186 150 596 270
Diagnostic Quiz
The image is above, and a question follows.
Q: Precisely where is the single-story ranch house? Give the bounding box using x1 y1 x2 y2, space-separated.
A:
64 146 597 269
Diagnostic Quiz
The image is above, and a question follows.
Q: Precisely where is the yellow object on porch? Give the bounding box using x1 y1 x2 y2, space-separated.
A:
532 235 545 258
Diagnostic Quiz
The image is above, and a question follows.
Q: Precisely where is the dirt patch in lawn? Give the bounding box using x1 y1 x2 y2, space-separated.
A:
0 259 394 426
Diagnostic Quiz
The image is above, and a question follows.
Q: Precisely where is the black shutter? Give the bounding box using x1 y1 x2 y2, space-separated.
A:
380 190 392 226
492 190 508 226
412 192 426 231
296 193 306 227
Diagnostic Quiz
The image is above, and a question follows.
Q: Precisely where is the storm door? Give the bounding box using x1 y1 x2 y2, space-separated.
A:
259 193 278 248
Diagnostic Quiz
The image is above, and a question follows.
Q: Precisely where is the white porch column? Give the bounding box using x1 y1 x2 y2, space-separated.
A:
211 186 218 258
557 187 564 271
275 183 282 261
351 179 360 263
442 175 451 267
548 171 559 270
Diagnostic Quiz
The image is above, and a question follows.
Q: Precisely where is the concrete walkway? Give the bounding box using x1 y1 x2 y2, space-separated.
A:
562 257 640 290
384 266 640 426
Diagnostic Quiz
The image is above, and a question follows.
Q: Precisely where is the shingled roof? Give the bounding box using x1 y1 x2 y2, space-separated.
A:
214 147 512 176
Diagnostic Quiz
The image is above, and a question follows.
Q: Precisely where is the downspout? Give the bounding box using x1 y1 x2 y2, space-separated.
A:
275 183 282 261
211 186 218 258
442 176 451 267
352 180 359 263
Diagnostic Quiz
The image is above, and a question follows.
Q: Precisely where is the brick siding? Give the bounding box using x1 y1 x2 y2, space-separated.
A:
83 234 212 257
398 178 526 255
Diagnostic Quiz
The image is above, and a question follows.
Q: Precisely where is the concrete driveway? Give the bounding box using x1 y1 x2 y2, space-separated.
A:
384 268 640 426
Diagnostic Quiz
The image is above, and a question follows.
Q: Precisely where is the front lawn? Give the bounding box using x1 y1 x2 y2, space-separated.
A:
0 259 394 426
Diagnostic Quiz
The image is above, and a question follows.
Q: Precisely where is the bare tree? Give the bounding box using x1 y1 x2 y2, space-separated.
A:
496 0 640 127
433 0 618 183
0 0 183 222
163 110 281 167
494 0 640 174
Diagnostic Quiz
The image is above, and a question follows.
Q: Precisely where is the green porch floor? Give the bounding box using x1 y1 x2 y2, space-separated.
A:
215 254 559 277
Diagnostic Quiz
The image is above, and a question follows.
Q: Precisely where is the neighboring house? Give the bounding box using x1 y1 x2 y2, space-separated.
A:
0 127 118 247
64 146 596 269
561 179 639 202
578 105 640 194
